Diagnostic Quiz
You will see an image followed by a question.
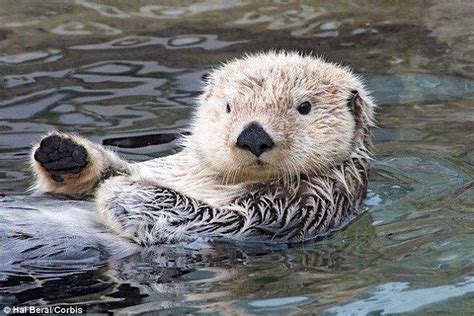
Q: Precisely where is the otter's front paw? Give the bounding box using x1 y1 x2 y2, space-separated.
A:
34 135 88 182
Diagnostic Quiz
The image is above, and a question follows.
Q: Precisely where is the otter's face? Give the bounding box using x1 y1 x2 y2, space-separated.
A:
190 52 373 183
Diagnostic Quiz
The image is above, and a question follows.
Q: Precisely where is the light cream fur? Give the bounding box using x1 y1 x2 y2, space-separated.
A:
189 52 371 187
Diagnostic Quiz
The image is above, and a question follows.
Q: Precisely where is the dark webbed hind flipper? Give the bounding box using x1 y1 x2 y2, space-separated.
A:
34 135 88 182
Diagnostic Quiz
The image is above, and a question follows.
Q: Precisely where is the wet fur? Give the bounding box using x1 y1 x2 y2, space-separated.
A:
30 51 376 245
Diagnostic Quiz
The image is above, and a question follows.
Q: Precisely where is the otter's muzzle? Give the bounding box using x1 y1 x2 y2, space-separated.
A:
236 122 274 157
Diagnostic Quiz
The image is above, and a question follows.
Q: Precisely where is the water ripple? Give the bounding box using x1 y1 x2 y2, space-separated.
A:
0 49 62 65
71 35 246 50
51 22 122 36
324 277 474 315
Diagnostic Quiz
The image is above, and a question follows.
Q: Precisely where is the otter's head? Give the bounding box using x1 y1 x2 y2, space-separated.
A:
189 51 375 183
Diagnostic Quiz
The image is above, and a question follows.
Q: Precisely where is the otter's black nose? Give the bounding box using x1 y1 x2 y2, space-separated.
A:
236 122 274 157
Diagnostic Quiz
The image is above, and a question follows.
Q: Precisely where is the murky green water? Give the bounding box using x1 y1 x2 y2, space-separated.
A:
0 1 473 314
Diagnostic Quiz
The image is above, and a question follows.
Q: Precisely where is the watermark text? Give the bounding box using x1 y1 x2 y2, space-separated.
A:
3 305 83 314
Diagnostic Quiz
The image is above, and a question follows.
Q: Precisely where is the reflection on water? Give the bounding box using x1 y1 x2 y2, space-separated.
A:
0 0 473 314
0 49 63 65
71 34 246 50
325 277 474 315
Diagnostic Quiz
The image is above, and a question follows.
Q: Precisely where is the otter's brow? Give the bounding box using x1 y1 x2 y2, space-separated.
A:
290 89 324 108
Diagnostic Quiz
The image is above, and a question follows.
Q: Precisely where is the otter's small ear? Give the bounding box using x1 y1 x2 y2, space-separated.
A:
347 90 359 113
347 89 368 132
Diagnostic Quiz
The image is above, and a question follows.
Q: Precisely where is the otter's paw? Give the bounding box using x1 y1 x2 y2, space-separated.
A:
34 134 88 182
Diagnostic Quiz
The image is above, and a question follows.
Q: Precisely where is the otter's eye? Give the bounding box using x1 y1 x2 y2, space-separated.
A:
297 101 311 115
226 103 231 113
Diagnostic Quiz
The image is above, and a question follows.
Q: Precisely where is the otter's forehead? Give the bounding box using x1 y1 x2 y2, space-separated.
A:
206 52 358 108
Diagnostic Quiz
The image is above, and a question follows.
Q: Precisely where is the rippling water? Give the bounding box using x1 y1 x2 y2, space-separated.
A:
0 1 473 314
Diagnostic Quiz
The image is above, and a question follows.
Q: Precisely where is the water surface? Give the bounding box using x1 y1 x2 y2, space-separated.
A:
0 1 473 314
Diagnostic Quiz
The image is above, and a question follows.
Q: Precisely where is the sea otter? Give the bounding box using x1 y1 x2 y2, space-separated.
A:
30 51 375 245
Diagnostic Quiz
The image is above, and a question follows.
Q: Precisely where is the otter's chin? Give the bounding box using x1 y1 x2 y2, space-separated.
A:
248 158 269 168
217 158 279 184
241 164 281 182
